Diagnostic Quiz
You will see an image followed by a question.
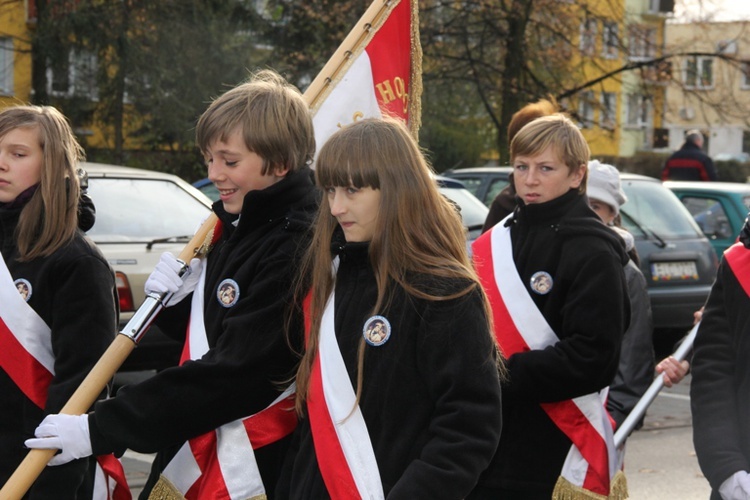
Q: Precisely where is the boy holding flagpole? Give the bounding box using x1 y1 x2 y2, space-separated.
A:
26 69 319 499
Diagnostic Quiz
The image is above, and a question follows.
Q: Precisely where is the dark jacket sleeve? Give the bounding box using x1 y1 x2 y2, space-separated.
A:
388 288 502 499
691 259 750 491
607 261 655 430
89 234 303 455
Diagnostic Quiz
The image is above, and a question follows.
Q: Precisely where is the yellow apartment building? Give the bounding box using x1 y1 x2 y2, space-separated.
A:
665 20 750 158
569 0 671 157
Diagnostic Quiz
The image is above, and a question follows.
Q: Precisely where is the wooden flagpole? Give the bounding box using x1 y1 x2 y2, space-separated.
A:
0 0 414 497
303 0 398 110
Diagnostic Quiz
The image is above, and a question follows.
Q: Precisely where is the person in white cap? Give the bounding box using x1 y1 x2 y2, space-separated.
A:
587 160 688 439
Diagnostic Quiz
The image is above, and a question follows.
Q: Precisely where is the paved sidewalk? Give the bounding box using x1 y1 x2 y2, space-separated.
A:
123 450 154 497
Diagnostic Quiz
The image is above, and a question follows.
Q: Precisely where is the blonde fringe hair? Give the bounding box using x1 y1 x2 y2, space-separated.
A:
0 105 82 261
294 117 504 414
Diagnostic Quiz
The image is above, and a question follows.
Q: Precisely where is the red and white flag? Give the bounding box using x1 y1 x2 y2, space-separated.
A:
308 0 422 149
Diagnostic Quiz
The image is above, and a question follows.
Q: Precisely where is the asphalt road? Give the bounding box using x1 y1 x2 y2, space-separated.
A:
121 373 712 499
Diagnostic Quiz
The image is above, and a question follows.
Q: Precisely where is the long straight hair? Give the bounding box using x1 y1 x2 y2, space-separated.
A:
294 117 500 412
0 106 82 260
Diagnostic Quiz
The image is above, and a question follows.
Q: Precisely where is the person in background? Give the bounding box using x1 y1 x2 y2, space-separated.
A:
26 69 319 499
278 117 503 499
588 161 690 435
0 105 119 497
471 114 629 499
586 160 655 432
661 129 717 181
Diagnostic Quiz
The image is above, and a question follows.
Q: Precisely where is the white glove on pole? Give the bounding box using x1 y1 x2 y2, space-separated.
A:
719 470 750 500
24 414 92 466
144 252 203 306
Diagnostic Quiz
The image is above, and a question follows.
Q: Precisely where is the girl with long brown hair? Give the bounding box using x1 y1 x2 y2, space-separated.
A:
0 105 118 496
278 117 503 499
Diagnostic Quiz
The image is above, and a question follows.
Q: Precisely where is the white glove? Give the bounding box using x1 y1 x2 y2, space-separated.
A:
144 252 203 306
24 414 92 466
719 470 750 500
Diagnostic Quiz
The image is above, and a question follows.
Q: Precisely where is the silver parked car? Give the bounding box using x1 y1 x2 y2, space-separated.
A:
82 162 213 372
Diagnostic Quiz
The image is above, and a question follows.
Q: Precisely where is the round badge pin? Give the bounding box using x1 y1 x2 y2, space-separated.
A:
14 279 32 302
530 271 553 295
363 315 391 347
216 278 240 308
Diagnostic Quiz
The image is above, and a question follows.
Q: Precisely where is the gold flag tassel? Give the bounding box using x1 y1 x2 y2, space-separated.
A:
552 471 628 500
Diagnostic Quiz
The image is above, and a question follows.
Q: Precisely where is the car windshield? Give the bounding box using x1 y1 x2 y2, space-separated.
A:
87 178 211 242
620 178 703 240
438 186 489 229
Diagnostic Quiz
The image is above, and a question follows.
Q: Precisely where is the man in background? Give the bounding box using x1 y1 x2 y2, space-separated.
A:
662 129 717 181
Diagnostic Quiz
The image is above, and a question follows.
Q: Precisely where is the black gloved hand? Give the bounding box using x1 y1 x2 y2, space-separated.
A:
740 213 750 248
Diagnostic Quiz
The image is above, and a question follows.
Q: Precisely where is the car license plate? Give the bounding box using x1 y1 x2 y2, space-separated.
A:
650 261 698 281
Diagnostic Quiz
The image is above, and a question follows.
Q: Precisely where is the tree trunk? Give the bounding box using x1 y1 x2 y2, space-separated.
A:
498 0 534 161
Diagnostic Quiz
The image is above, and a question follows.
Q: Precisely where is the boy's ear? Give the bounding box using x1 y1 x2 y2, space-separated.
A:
272 164 290 178
571 163 586 188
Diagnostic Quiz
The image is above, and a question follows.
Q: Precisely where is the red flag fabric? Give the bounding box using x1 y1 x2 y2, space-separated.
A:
310 0 422 153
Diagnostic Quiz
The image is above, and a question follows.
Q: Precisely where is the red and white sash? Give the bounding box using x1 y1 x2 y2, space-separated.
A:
725 242 750 294
157 264 297 500
472 222 618 497
307 286 384 500
0 254 130 500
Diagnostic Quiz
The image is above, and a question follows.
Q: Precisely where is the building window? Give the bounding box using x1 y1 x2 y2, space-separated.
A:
47 48 99 100
0 38 13 96
742 61 750 90
600 92 616 130
684 56 713 89
626 94 651 128
602 21 619 59
578 91 595 128
580 18 597 56
628 26 656 60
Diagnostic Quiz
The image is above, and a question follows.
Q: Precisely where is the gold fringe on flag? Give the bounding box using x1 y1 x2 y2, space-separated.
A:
407 0 423 140
552 471 628 500
148 476 186 500
148 475 268 500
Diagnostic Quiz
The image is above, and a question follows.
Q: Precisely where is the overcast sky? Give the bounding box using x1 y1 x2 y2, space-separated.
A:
674 0 750 22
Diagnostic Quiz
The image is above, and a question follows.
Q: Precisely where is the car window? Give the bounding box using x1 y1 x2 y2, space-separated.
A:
485 178 510 206
438 186 489 229
448 176 484 198
681 196 733 240
87 178 211 242
198 182 220 202
620 179 703 240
